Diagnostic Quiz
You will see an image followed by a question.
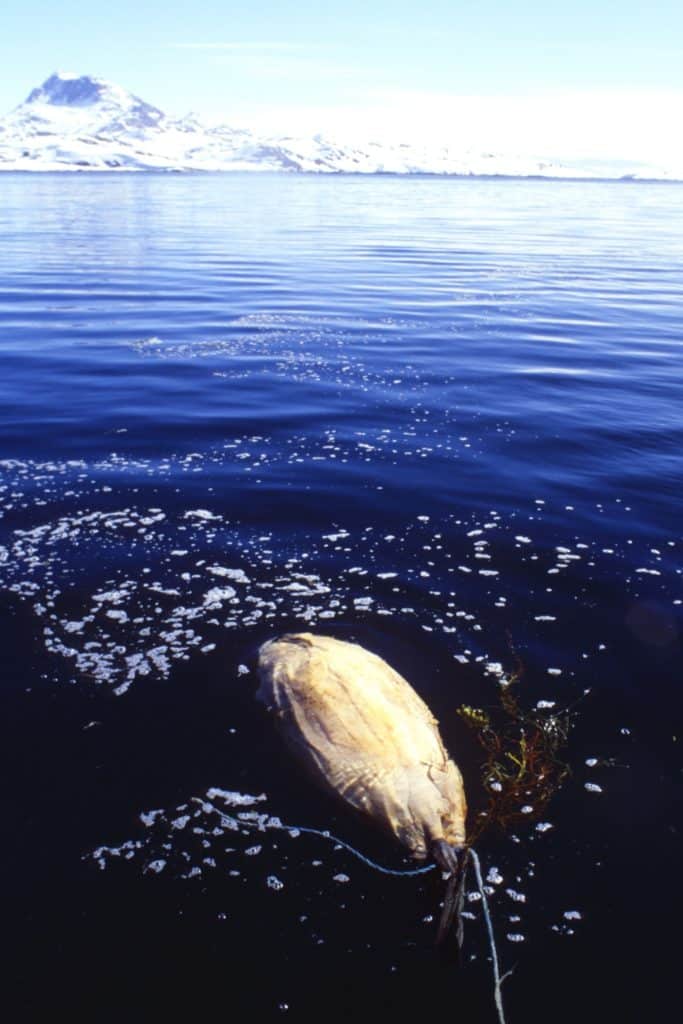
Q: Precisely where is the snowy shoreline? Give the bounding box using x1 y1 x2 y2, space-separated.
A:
3 72 680 182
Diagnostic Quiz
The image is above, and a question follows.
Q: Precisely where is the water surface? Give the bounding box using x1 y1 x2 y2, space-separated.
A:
1 173 681 1022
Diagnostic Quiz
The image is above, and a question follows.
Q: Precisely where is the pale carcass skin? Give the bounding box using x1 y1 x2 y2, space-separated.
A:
256 632 467 861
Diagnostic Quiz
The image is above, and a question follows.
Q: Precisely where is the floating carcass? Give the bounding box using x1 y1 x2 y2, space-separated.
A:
256 632 467 875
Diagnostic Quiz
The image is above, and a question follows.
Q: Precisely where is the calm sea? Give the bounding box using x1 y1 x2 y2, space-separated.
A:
1 173 681 1022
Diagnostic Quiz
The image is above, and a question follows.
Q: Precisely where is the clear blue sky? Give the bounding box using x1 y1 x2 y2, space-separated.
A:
2 1 682 158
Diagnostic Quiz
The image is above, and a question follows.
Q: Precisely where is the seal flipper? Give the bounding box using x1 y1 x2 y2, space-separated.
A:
432 837 461 874
433 842 469 950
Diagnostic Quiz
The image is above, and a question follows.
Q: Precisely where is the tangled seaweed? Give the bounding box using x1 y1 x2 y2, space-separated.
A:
458 660 576 844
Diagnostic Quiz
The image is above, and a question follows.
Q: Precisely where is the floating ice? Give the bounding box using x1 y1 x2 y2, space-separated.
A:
140 809 165 827
207 566 250 583
145 859 166 874
184 509 221 521
206 789 267 807
203 586 237 608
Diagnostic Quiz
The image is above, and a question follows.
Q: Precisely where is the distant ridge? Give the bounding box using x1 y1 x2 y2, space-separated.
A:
0 72 679 179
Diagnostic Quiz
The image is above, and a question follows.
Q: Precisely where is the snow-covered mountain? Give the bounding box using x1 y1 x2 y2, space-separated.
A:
0 72 678 179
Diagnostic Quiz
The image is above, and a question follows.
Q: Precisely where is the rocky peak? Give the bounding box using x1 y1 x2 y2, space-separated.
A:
26 72 114 107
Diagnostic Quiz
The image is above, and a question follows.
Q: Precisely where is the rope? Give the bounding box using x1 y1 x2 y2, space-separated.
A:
203 799 436 876
273 824 437 877
470 847 510 1024
201 799 509 1021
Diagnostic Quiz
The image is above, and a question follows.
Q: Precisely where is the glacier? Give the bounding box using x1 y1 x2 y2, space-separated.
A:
0 72 679 180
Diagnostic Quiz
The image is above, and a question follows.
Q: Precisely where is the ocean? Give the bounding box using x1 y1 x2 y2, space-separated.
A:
1 172 681 1022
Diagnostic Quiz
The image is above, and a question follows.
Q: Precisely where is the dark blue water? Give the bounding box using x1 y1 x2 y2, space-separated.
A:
1 173 681 1023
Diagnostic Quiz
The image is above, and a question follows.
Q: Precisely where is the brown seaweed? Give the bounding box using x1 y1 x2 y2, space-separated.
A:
457 660 574 844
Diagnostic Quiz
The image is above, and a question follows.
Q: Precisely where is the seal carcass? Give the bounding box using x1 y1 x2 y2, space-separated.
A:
256 632 466 871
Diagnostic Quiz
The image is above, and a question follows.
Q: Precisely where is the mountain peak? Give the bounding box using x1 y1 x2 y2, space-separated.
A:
20 72 166 131
26 72 115 108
